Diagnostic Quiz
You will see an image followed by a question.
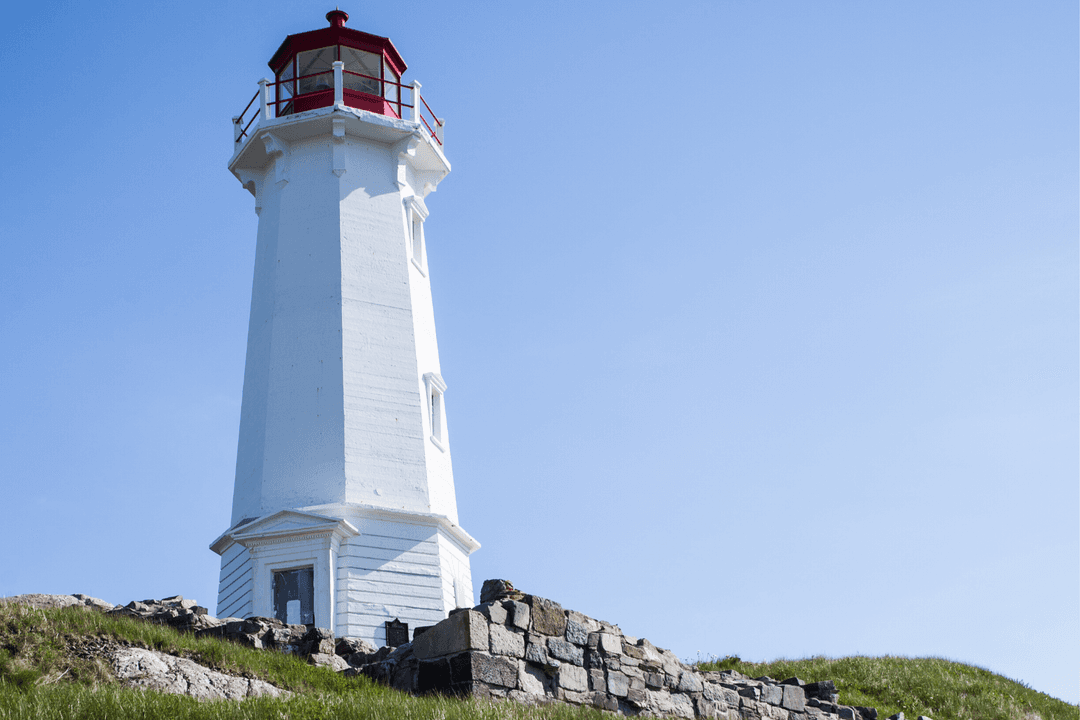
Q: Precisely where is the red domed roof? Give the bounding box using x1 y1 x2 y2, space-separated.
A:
268 10 406 77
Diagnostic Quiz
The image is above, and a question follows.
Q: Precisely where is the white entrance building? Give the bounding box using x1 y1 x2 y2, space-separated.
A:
210 9 478 646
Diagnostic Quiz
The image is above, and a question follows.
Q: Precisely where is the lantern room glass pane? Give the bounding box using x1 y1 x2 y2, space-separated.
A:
384 61 400 104
279 58 295 83
276 59 295 116
297 46 335 95
341 46 382 95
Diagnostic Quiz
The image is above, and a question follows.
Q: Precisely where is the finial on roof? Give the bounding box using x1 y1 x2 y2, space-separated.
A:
326 8 349 27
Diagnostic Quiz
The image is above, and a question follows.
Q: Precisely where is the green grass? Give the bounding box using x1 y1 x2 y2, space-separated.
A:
0 603 607 720
1 603 1075 720
695 655 1077 720
0 684 612 720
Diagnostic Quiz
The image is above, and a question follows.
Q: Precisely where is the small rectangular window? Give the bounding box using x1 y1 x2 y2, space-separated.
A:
430 388 443 441
423 372 448 451
404 196 429 276
411 217 424 266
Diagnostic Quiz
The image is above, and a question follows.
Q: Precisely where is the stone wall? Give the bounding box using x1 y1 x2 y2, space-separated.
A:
349 583 881 720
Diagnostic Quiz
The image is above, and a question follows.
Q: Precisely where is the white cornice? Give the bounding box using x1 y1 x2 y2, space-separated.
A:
302 502 481 555
230 106 449 189
209 510 358 555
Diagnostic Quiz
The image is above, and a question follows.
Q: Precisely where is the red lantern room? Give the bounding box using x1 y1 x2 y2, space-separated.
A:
268 9 406 118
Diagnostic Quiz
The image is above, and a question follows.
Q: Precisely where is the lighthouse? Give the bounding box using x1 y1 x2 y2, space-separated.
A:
210 10 478 646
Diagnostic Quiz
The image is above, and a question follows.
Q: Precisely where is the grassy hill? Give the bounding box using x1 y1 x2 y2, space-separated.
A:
0 602 603 720
0 602 1074 720
695 655 1076 720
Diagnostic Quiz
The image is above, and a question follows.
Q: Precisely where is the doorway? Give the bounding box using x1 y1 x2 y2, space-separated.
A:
272 567 314 626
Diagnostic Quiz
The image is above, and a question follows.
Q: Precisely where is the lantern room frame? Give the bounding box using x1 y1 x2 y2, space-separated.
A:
269 9 405 118
232 10 445 150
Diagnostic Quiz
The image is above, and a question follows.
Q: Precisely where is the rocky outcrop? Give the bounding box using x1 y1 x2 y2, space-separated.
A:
107 595 220 633
1 595 290 701
112 647 289 700
107 596 369 672
479 578 524 604
0 593 115 612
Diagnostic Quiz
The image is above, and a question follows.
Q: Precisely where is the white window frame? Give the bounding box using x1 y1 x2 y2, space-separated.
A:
423 372 447 452
404 195 429 276
254 548 331 631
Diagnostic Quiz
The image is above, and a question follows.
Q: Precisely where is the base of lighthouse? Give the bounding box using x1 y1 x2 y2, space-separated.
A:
211 504 477 646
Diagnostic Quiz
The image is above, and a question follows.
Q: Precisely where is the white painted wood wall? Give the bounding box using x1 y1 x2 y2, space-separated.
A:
211 104 477 646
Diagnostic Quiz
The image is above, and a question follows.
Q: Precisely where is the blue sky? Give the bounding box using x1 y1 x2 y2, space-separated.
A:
1 0 1077 705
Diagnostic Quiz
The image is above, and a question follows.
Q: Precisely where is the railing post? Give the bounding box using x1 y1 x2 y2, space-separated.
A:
333 61 344 106
259 78 272 120
232 116 242 144
412 81 422 123
436 118 445 146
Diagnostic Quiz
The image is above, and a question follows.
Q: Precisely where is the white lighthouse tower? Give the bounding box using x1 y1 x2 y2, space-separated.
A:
210 10 478 646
